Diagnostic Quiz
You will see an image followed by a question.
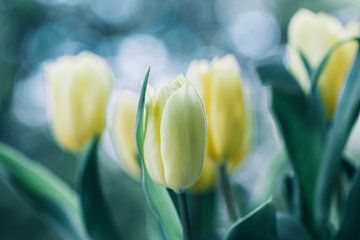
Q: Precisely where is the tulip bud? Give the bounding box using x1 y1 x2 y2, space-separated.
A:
288 9 359 117
45 52 113 152
110 90 140 179
187 55 251 166
143 75 207 190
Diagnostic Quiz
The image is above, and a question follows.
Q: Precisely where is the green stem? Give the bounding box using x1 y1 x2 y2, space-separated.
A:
218 163 239 221
176 191 192 240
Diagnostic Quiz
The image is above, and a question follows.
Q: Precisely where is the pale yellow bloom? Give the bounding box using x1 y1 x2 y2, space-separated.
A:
143 75 207 190
45 52 113 152
288 9 359 117
110 90 140 179
187 55 251 166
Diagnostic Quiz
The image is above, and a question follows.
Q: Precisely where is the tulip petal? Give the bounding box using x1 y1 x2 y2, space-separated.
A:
68 54 112 146
186 60 212 99
111 90 140 179
160 84 207 190
210 55 249 162
143 99 166 185
191 157 217 192
318 40 357 117
143 76 188 186
187 60 218 160
48 68 80 151
46 52 112 152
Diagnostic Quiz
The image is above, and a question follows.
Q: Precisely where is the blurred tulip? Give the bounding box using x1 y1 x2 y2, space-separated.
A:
288 8 359 117
143 75 207 190
110 90 140 179
187 55 251 167
45 52 113 152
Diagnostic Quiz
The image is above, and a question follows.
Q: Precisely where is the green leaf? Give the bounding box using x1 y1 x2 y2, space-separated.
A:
298 50 313 79
225 198 276 240
0 143 85 240
256 58 326 234
78 137 122 240
277 213 311 240
256 56 301 92
337 170 360 240
315 43 360 233
135 68 183 240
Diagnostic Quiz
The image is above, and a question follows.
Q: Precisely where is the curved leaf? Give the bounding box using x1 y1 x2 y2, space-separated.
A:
225 198 276 240
256 57 326 235
299 50 313 79
135 68 183 240
256 56 301 92
78 137 122 240
256 151 288 206
315 41 360 233
0 143 85 240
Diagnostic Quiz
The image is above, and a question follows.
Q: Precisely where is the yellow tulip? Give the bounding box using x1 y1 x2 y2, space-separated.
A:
110 90 140 179
45 52 113 152
143 75 207 190
187 55 251 166
288 9 359 117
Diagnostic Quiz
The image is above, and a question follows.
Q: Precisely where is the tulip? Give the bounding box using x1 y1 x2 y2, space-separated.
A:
45 52 113 152
187 55 251 220
110 90 140 179
288 9 359 117
143 75 207 190
187 55 251 166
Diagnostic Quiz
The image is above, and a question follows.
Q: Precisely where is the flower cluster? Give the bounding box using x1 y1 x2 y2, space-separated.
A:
0 8 358 240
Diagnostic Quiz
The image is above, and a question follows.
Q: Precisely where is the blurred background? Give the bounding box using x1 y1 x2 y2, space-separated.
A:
0 0 360 239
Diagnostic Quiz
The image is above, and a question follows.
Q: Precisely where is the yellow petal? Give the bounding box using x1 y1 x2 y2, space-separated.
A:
318 21 359 117
191 157 217 192
186 59 212 99
143 81 180 186
48 74 80 151
143 92 166 185
209 55 249 163
110 90 140 179
160 83 207 190
228 108 252 169
45 52 112 152
187 60 218 159
318 38 357 117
